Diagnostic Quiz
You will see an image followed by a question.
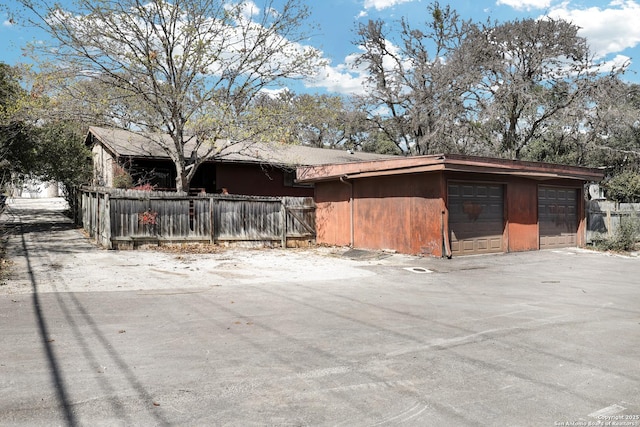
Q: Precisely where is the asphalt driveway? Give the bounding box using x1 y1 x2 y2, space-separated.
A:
1 198 639 426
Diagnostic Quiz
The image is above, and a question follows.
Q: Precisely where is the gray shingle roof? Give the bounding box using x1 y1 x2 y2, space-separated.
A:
87 126 398 167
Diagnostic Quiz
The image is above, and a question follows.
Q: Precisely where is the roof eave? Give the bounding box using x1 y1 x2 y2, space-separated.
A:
296 156 604 183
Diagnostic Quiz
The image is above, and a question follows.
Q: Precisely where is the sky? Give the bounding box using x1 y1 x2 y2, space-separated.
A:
2 0 640 96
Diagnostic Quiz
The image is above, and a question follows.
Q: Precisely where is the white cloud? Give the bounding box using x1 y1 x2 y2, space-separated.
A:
305 38 415 95
224 1 260 21
3 13 15 27
305 53 368 95
51 2 325 83
363 0 414 11
547 0 640 58
260 87 289 98
300 0 640 94
238 1 260 21
595 54 631 72
495 0 551 10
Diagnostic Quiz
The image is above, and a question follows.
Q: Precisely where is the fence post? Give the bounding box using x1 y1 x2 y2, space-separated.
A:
281 199 287 248
209 196 215 244
104 192 112 249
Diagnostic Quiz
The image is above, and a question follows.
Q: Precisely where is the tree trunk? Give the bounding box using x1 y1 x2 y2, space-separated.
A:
175 163 190 193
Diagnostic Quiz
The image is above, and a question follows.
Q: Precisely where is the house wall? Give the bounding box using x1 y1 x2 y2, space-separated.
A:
315 172 446 256
92 144 115 187
354 173 445 256
506 178 539 252
128 159 176 190
216 163 314 197
90 142 314 196
314 180 352 247
443 172 542 252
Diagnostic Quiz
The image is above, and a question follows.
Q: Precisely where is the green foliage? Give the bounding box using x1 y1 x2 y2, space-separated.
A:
603 171 640 203
0 63 24 120
0 63 38 185
245 91 355 148
597 212 640 252
44 123 91 213
0 121 40 184
113 166 133 189
354 3 626 161
0 65 88 219
361 131 403 155
34 121 92 188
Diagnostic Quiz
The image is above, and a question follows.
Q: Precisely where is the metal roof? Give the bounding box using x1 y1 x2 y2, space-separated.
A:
86 126 398 167
296 153 604 182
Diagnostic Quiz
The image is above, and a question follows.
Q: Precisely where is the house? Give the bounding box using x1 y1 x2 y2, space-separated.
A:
296 154 604 257
85 126 396 197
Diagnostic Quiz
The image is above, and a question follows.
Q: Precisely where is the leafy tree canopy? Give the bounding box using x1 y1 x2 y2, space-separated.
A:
1 62 91 200
603 170 640 203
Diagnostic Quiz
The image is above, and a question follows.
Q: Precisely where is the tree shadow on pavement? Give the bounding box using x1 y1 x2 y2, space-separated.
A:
5 200 170 426
1 204 98 259
20 226 79 427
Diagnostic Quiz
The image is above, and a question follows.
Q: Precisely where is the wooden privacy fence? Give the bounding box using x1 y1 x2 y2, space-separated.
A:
77 187 316 249
586 200 639 243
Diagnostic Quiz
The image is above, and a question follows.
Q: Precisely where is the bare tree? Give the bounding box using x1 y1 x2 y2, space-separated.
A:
585 78 640 172
461 17 623 159
354 3 626 160
16 0 325 191
354 3 477 155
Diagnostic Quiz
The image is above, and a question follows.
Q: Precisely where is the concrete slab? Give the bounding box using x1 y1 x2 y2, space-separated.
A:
1 198 640 426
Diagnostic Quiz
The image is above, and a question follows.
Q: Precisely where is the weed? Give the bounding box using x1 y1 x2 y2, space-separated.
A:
597 211 640 252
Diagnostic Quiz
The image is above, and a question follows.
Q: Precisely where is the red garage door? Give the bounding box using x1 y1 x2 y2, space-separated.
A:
538 186 578 249
448 183 505 256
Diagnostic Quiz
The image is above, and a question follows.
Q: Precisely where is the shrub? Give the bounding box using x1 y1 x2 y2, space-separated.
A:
597 212 640 252
132 183 155 191
113 166 133 189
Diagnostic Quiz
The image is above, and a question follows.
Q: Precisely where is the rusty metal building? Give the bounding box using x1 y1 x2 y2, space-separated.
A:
296 154 604 257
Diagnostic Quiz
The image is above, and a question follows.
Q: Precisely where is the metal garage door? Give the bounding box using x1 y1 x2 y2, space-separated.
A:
448 183 504 255
538 186 578 249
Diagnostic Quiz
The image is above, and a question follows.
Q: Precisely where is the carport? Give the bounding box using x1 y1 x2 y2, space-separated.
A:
296 154 603 257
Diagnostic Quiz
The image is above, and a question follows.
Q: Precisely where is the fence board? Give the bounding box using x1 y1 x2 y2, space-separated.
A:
284 196 316 237
77 187 315 248
214 198 283 240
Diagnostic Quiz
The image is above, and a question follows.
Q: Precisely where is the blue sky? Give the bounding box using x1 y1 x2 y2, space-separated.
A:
2 0 640 95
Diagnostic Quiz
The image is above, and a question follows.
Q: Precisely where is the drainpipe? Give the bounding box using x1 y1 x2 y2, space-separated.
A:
442 210 452 259
339 175 354 247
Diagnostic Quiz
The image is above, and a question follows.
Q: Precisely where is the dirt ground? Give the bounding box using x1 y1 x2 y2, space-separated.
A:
0 197 416 295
